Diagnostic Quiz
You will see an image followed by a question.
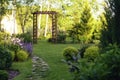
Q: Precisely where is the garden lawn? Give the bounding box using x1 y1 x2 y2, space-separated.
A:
12 59 32 80
33 40 80 80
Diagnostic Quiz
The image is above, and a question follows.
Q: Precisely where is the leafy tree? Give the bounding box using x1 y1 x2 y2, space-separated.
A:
68 1 94 43
0 0 9 30
16 0 38 33
67 0 105 44
114 0 120 44
100 0 120 47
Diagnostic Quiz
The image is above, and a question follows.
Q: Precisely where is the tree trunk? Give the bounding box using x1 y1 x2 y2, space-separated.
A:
44 1 50 37
0 16 2 31
21 25 25 33
38 1 42 37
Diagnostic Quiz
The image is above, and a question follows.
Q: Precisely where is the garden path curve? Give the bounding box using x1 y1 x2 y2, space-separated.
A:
28 55 49 80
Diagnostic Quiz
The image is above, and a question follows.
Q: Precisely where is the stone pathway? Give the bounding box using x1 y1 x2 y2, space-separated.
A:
27 55 49 80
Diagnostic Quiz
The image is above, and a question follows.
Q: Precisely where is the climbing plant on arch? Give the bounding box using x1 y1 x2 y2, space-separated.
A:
33 11 57 43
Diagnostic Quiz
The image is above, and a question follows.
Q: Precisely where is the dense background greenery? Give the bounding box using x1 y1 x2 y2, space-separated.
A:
1 0 104 42
1 0 120 80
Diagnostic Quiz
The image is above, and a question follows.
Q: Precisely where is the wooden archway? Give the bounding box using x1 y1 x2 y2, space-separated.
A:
33 11 57 43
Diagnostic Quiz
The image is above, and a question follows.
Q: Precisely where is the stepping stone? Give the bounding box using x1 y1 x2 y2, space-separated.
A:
28 55 49 79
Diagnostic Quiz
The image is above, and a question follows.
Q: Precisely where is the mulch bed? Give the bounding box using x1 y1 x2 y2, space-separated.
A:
7 70 19 80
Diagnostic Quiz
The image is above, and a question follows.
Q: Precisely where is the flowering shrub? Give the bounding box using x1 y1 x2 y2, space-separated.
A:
0 32 33 62
10 36 33 57
15 33 33 56
22 42 33 56
16 32 32 43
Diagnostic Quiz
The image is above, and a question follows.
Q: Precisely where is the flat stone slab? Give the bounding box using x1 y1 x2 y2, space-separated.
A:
27 55 49 79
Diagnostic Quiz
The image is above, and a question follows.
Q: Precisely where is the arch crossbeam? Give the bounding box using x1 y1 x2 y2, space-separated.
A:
33 11 57 14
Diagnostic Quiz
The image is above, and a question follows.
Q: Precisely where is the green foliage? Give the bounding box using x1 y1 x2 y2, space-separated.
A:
12 59 32 80
0 31 9 41
48 31 66 43
63 46 78 61
17 32 32 43
108 0 120 45
0 70 8 80
73 44 120 80
33 40 80 80
0 0 9 30
8 43 20 54
100 0 120 47
74 59 108 80
9 50 15 61
17 50 28 61
0 46 12 70
16 0 38 33
68 2 97 44
0 0 8 14
84 46 99 61
0 31 5 41
57 31 66 43
98 44 120 80
68 23 82 43
100 9 115 47
78 43 89 58
0 31 10 48
0 40 5 47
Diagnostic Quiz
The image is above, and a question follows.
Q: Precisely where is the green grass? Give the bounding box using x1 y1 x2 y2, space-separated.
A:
12 59 32 80
11 40 80 80
33 40 80 80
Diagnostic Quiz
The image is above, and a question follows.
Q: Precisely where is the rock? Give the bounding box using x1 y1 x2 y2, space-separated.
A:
28 55 49 79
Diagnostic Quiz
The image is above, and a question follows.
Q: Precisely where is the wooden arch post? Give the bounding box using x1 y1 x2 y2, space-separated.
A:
33 11 57 44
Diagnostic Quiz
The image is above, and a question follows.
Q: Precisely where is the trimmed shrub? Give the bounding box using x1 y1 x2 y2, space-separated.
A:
0 70 8 80
0 46 12 70
63 46 78 61
17 50 28 61
84 46 99 61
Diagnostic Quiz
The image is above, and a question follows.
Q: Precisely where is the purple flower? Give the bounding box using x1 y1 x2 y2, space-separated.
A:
10 37 33 56
23 42 33 55
11 38 21 45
